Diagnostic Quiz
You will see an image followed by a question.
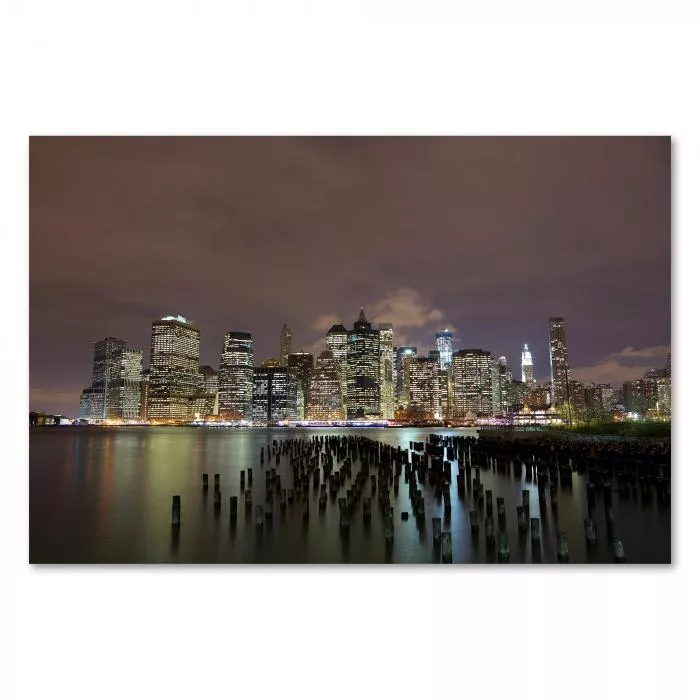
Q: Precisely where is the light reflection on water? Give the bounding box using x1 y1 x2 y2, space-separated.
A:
30 427 671 564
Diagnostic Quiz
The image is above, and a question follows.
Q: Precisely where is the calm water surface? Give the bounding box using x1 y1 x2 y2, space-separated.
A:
30 426 671 564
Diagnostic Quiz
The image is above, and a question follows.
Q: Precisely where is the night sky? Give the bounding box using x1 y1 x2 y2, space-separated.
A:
29 137 671 416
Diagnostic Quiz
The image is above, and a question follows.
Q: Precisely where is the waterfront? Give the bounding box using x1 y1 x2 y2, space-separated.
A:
30 426 671 564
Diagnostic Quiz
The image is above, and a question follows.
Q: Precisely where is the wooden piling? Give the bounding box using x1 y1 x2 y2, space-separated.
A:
441 532 452 563
171 495 181 526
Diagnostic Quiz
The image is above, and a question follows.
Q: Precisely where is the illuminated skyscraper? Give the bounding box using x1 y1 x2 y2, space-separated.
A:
548 317 570 406
192 365 218 418
408 356 441 419
287 351 314 419
378 323 395 419
147 316 200 420
253 366 289 421
395 346 417 408
346 308 381 419
219 331 254 420
452 349 493 416
280 324 292 366
80 337 142 420
435 329 454 372
492 355 511 417
326 323 348 413
521 344 535 386
306 350 343 421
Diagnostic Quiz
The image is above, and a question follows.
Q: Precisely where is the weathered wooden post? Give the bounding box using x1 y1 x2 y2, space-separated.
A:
485 489 493 517
612 536 626 562
498 531 510 562
557 531 569 562
240 470 245 489
530 517 540 547
517 506 527 532
214 488 222 512
172 495 181 527
441 532 453 563
432 517 442 548
202 473 209 491
470 510 479 535
229 496 237 524
255 504 264 528
522 490 530 519
584 518 597 545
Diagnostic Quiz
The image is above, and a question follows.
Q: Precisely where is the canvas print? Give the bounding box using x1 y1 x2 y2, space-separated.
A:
29 136 671 564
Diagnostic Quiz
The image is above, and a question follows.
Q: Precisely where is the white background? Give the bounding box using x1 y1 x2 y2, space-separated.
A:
1 2 698 699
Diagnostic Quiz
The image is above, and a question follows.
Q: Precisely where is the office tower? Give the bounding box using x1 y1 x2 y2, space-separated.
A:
346 308 381 419
147 316 200 420
326 323 348 412
599 384 617 414
280 324 292 366
438 369 450 419
408 356 441 419
139 369 149 420
521 344 535 386
509 380 529 409
253 366 289 421
79 337 143 420
623 380 647 414
395 346 417 409
306 350 343 421
452 349 494 416
218 331 254 420
287 352 314 418
548 317 570 406
378 323 395 419
492 355 513 417
262 358 280 367
584 384 604 417
655 377 671 416
435 329 454 372
525 385 551 409
192 365 218 418
119 349 143 419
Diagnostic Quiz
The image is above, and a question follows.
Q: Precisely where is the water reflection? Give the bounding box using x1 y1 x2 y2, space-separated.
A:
30 426 671 564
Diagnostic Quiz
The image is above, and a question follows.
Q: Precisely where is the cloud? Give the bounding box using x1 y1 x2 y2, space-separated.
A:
571 349 669 386
309 288 448 356
366 288 446 329
612 345 671 360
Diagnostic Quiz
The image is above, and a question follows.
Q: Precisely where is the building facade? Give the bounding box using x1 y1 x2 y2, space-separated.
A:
521 344 535 386
548 317 570 406
378 323 395 419
346 309 381 419
408 356 441 419
280 324 292 366
452 349 493 416
147 316 200 421
326 323 348 414
306 350 343 421
252 366 290 421
218 331 254 420
395 346 417 409
287 352 314 418
435 329 454 372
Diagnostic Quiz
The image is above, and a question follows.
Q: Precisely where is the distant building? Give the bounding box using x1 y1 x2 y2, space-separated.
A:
569 379 585 414
408 356 441 419
79 337 143 420
584 384 604 417
524 385 550 409
147 316 200 421
378 323 395 419
287 352 314 419
306 350 343 421
218 331 254 420
395 346 417 409
326 323 348 413
435 329 454 372
521 344 535 386
192 365 218 418
548 317 571 406
346 308 381 419
492 355 511 417
139 369 149 420
452 349 493 416
253 366 289 421
262 358 280 367
280 324 292 366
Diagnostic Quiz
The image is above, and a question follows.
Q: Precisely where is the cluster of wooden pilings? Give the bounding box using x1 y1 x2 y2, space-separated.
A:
169 432 669 562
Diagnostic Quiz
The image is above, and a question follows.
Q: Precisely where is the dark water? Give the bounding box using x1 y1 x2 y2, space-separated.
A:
30 426 671 564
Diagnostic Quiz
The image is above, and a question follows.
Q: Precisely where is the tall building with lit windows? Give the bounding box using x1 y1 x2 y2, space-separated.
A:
287 352 313 419
306 350 343 421
408 355 441 419
326 323 348 413
395 346 417 408
521 344 535 386
548 317 570 406
280 324 292 366
378 323 395 419
435 329 454 372
147 316 200 420
452 349 493 416
346 308 381 419
253 366 289 421
79 337 142 420
219 331 254 420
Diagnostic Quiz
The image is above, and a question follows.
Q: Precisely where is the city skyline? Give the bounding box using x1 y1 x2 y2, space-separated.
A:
29 137 670 415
